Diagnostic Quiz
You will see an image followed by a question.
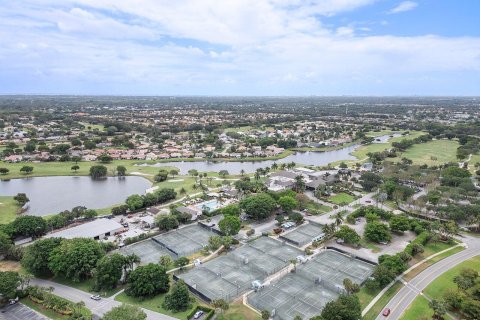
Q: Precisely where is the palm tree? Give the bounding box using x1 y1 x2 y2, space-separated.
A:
294 175 305 192
334 212 344 228
271 162 278 171
240 169 245 176
254 171 261 181
123 254 140 280
280 163 287 170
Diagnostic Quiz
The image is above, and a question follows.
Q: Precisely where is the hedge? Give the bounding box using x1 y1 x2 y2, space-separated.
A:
186 306 214 320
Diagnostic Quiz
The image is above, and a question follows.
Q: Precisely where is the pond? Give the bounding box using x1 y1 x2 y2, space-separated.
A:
0 176 151 216
137 133 398 175
138 144 358 175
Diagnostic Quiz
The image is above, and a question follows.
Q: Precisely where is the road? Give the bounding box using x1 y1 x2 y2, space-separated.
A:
375 234 480 320
30 279 177 320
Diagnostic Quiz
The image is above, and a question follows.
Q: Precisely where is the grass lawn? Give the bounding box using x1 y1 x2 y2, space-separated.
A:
401 255 480 319
469 154 480 174
115 291 199 319
392 139 459 166
409 241 457 265
327 192 355 205
303 200 332 214
362 281 404 320
403 244 464 282
399 295 433 320
217 301 261 320
78 122 105 132
0 196 21 224
0 160 179 181
351 131 426 162
22 299 70 320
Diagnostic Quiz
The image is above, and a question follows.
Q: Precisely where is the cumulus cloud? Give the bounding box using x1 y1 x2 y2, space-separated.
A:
389 1 418 14
0 0 478 95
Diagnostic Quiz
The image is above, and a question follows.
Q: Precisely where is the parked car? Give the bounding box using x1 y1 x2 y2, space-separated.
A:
382 308 391 316
90 295 101 301
193 310 204 319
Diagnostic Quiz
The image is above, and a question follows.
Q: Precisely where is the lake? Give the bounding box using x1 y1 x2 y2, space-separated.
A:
137 133 398 174
0 176 151 216
138 144 359 175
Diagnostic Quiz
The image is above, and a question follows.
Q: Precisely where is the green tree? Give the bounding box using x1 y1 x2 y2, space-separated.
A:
0 271 21 299
389 215 410 233
155 215 179 231
159 255 173 268
20 165 34 174
95 253 126 291
219 215 241 236
102 304 147 320
90 165 108 179
278 196 298 213
174 257 190 269
429 299 447 320
320 294 361 320
0 167 9 175
48 238 105 281
154 170 168 182
21 237 63 276
211 299 229 314
261 310 270 320
360 172 382 191
125 264 169 298
163 280 191 312
98 153 113 163
126 194 144 211
13 193 29 206
11 215 47 238
71 165 80 173
221 204 241 216
117 165 127 176
443 288 464 310
335 226 361 245
0 231 12 256
240 193 276 220
208 235 223 251
219 170 229 178
343 278 360 295
364 221 392 243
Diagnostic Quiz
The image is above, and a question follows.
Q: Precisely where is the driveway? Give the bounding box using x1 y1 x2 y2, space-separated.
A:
375 234 480 320
0 303 47 320
30 278 177 320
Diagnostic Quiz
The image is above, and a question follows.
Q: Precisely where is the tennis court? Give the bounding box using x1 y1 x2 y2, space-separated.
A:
178 236 303 301
247 250 375 320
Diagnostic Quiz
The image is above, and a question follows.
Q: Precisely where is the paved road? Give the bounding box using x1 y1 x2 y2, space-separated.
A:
375 235 480 320
30 278 177 320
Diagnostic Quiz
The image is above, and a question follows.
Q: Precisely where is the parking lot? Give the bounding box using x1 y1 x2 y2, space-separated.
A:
0 303 47 320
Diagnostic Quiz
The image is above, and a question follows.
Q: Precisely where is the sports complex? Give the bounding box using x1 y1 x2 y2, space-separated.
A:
247 250 375 320
119 223 217 263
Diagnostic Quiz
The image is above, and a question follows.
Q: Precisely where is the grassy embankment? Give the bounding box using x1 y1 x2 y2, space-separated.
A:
0 196 21 224
401 255 480 319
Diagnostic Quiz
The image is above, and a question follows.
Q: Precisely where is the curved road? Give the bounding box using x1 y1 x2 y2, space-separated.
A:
375 235 480 320
30 278 176 320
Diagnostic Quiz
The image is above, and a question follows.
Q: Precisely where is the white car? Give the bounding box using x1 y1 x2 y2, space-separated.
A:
193 311 204 319
90 295 101 301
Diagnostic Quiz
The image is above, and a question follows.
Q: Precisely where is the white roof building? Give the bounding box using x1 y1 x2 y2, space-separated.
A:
46 219 123 240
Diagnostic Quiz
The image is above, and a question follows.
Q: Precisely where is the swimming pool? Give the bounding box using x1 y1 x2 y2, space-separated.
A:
195 199 222 212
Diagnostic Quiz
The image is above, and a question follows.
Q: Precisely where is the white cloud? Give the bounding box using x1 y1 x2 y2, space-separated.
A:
0 0 478 95
389 1 418 14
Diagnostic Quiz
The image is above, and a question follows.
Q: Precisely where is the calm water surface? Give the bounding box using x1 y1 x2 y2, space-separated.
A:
0 176 151 216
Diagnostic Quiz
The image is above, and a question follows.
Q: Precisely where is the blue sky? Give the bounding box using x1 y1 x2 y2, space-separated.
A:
0 0 479 95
